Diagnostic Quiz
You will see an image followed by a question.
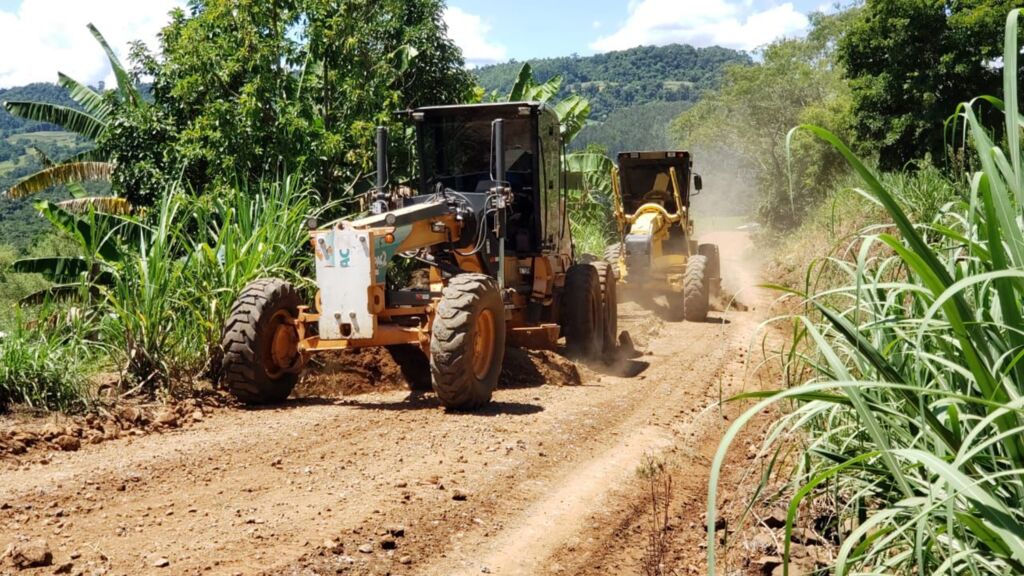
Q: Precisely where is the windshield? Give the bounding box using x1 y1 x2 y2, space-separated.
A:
622 166 680 214
419 115 534 194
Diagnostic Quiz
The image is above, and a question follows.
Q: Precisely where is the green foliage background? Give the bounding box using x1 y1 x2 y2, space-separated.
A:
120 0 475 202
838 0 1024 169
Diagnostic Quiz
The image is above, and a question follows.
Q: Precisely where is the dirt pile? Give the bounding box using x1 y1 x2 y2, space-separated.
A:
296 348 412 398
0 393 232 458
500 348 581 388
297 346 582 399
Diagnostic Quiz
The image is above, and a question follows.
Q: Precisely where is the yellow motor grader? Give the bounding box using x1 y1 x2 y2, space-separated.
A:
605 151 720 321
219 102 617 410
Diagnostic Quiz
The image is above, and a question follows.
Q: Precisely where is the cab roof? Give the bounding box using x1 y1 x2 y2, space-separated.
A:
617 150 691 164
408 101 558 122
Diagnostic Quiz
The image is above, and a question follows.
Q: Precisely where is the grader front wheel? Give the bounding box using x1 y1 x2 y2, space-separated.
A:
430 274 506 411
220 279 303 404
698 243 722 300
681 255 710 322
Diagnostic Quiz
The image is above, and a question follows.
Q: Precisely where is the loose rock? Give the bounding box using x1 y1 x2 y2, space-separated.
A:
764 510 787 529
6 538 53 568
357 543 373 554
322 540 343 555
53 436 80 452
152 557 170 568
154 411 178 428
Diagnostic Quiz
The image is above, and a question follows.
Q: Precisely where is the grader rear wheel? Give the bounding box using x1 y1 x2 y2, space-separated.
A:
604 243 623 280
591 261 618 356
220 279 303 404
563 264 604 359
430 274 505 411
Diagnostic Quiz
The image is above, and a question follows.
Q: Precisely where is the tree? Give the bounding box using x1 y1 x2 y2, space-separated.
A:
572 101 691 156
125 0 475 199
1 24 142 207
671 12 856 230
838 0 1023 169
473 43 751 121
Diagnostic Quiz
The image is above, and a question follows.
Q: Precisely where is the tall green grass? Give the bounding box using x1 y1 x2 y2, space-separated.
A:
708 10 1024 575
102 175 319 390
0 173 321 408
0 318 97 412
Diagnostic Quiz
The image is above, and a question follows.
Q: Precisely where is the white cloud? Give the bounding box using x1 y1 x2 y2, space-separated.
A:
0 0 183 89
443 6 507 68
590 0 809 53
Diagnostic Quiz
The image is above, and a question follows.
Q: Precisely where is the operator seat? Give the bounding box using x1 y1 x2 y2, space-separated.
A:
641 172 672 206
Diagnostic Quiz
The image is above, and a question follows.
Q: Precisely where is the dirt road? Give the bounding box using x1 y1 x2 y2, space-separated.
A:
0 231 770 576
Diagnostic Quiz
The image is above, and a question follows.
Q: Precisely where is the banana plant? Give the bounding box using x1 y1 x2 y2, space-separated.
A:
2 24 143 202
11 200 137 304
503 63 592 145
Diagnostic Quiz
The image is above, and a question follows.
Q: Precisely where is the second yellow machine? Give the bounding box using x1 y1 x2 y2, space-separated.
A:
604 151 720 321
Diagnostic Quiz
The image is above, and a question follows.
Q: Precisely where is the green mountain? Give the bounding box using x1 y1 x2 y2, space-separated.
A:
474 44 750 154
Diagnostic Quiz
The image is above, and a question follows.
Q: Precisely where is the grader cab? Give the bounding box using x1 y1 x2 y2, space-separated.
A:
605 151 720 321
219 102 617 410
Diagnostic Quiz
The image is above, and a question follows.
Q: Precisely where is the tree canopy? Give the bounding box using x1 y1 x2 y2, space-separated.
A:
122 0 475 199
475 43 750 121
838 0 1023 169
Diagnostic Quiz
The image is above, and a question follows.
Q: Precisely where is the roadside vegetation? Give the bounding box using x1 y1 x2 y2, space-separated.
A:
701 4 1024 575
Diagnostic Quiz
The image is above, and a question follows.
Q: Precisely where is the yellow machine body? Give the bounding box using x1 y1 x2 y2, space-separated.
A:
609 151 698 294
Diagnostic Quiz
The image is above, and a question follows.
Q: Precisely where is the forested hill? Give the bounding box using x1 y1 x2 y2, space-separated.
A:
474 44 749 155
474 44 750 122
0 83 78 134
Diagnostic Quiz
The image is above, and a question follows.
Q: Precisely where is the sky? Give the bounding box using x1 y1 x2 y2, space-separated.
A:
0 0 833 88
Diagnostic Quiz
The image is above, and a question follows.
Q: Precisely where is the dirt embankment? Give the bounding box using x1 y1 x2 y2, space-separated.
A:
0 230 792 576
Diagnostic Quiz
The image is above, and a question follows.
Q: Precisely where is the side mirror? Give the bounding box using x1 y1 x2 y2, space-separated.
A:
693 174 703 191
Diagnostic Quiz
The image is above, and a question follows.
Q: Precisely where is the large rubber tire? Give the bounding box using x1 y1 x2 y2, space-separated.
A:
604 244 623 280
681 255 710 322
221 278 302 404
591 260 618 356
386 344 432 391
563 264 603 359
430 274 505 410
698 243 721 299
